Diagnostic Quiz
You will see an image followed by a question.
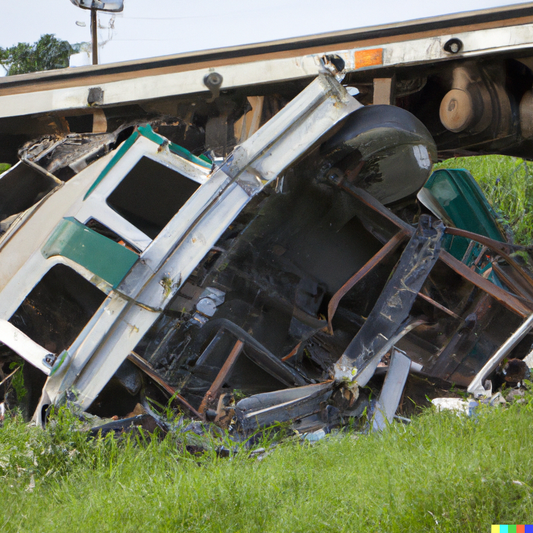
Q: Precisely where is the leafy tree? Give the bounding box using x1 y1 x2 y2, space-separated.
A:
0 34 80 76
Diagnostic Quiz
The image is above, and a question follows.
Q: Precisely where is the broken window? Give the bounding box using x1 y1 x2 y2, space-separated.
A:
106 156 201 239
8 264 106 354
0 162 57 226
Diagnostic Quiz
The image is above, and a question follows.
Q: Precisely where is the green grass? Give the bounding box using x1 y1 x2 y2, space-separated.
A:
2 154 533 532
434 156 533 245
1 397 533 532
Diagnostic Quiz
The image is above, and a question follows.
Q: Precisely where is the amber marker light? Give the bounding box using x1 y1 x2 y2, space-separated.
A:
354 48 384 69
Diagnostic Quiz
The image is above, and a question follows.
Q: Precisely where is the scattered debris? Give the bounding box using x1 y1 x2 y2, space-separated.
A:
432 391 507 416
372 348 411 431
85 413 168 439
431 398 479 416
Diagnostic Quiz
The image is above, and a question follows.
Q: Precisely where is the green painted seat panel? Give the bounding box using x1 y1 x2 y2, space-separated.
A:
42 217 138 288
423 168 506 260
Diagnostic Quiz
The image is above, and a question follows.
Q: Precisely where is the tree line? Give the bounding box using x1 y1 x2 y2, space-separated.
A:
0 34 80 76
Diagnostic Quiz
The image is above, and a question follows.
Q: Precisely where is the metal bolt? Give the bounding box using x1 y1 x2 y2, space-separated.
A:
444 38 463 54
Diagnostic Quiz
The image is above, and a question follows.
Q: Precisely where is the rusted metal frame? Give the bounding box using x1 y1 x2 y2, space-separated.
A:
195 329 227 366
491 262 522 294
334 215 444 386
446 226 523 253
482 267 493 279
340 184 531 318
127 352 204 420
281 341 302 362
416 292 461 320
339 183 466 323
345 160 365 183
491 262 533 307
191 318 307 387
326 230 408 334
338 183 414 235
334 160 365 188
472 246 488 269
428 292 493 381
446 227 533 291
439 250 530 318
198 339 244 414
461 240 477 263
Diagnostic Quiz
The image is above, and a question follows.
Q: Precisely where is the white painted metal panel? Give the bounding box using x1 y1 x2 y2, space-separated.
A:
0 319 53 375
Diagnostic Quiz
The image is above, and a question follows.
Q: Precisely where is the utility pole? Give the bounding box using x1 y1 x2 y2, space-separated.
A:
91 8 98 65
70 1 124 66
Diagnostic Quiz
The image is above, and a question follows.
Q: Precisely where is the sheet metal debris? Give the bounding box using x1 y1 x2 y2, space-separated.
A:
371 348 412 432
1 67 533 440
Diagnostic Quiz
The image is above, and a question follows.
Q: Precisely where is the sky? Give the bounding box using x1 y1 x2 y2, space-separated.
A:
0 0 531 67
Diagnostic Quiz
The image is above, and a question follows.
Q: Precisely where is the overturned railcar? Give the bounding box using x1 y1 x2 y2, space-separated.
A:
2 4 533 430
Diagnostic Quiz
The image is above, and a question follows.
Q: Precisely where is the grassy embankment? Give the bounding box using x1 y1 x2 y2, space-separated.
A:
2 156 533 532
1 396 533 532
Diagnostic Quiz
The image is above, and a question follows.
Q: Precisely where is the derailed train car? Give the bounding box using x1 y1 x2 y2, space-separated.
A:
2 4 533 432
0 72 532 434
